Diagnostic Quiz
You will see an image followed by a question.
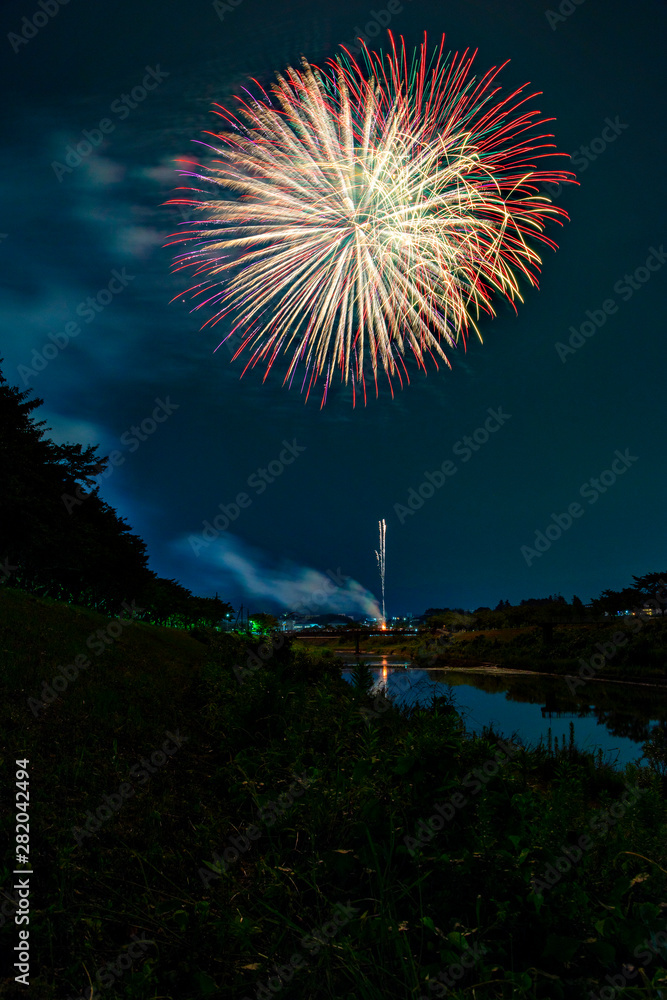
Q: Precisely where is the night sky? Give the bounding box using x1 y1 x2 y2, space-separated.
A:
1 0 665 618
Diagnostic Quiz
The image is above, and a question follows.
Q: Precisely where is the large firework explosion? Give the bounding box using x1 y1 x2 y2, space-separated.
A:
167 32 575 406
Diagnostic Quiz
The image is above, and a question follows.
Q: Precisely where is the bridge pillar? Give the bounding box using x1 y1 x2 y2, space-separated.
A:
541 622 554 643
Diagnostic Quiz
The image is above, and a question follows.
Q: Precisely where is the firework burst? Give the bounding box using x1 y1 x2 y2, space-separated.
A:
167 32 575 406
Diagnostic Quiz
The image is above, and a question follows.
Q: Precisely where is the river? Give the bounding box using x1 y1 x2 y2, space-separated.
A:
339 655 667 769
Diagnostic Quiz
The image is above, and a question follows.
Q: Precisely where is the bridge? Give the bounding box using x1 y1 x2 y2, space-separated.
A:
286 628 417 654
288 621 600 651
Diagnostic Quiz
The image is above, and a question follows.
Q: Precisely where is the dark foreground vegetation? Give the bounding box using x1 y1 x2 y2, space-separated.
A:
2 587 667 1000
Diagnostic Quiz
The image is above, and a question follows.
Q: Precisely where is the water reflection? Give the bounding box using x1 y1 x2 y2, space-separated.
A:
537 690 652 744
341 661 667 769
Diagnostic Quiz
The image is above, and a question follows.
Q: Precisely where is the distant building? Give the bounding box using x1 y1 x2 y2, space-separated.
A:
281 612 356 631
639 604 663 616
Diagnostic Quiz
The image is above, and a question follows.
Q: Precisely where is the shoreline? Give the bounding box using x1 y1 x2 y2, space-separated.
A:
429 664 667 689
335 651 667 690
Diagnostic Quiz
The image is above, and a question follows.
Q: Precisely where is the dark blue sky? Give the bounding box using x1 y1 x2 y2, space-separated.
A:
1 0 665 616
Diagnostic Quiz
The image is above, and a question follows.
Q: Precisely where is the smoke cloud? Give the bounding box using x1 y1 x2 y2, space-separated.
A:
175 533 381 618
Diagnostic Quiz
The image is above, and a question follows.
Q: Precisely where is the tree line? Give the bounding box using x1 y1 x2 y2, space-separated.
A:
424 575 667 631
4 363 663 636
0 364 232 628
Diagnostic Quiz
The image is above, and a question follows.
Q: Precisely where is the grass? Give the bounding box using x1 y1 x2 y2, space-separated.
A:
1 586 667 999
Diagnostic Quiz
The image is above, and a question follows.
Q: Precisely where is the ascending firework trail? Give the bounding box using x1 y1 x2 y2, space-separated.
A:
167 31 575 406
375 519 386 627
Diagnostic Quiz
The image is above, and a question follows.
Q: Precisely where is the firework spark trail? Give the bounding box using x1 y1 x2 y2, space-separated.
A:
167 31 576 405
375 518 386 626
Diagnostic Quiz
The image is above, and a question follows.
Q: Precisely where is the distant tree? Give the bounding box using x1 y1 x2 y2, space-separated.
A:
444 611 474 631
425 611 472 631
135 578 234 629
513 595 570 623
425 612 451 629
504 604 530 627
139 577 192 626
251 612 280 633
632 572 667 613
572 595 586 619
590 587 642 617
472 607 506 630
190 595 234 629
0 364 151 612
0 363 233 622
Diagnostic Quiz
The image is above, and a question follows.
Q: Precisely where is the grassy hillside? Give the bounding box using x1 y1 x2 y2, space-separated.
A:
1 587 667 1000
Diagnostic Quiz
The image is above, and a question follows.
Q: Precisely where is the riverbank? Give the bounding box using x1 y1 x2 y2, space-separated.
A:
425 663 667 689
318 645 667 689
306 618 667 686
3 586 667 999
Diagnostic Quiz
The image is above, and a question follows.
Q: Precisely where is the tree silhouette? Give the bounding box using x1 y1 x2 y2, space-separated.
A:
0 364 146 610
0 362 232 623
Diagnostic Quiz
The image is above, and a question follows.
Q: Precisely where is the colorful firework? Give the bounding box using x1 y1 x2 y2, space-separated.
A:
167 32 575 406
